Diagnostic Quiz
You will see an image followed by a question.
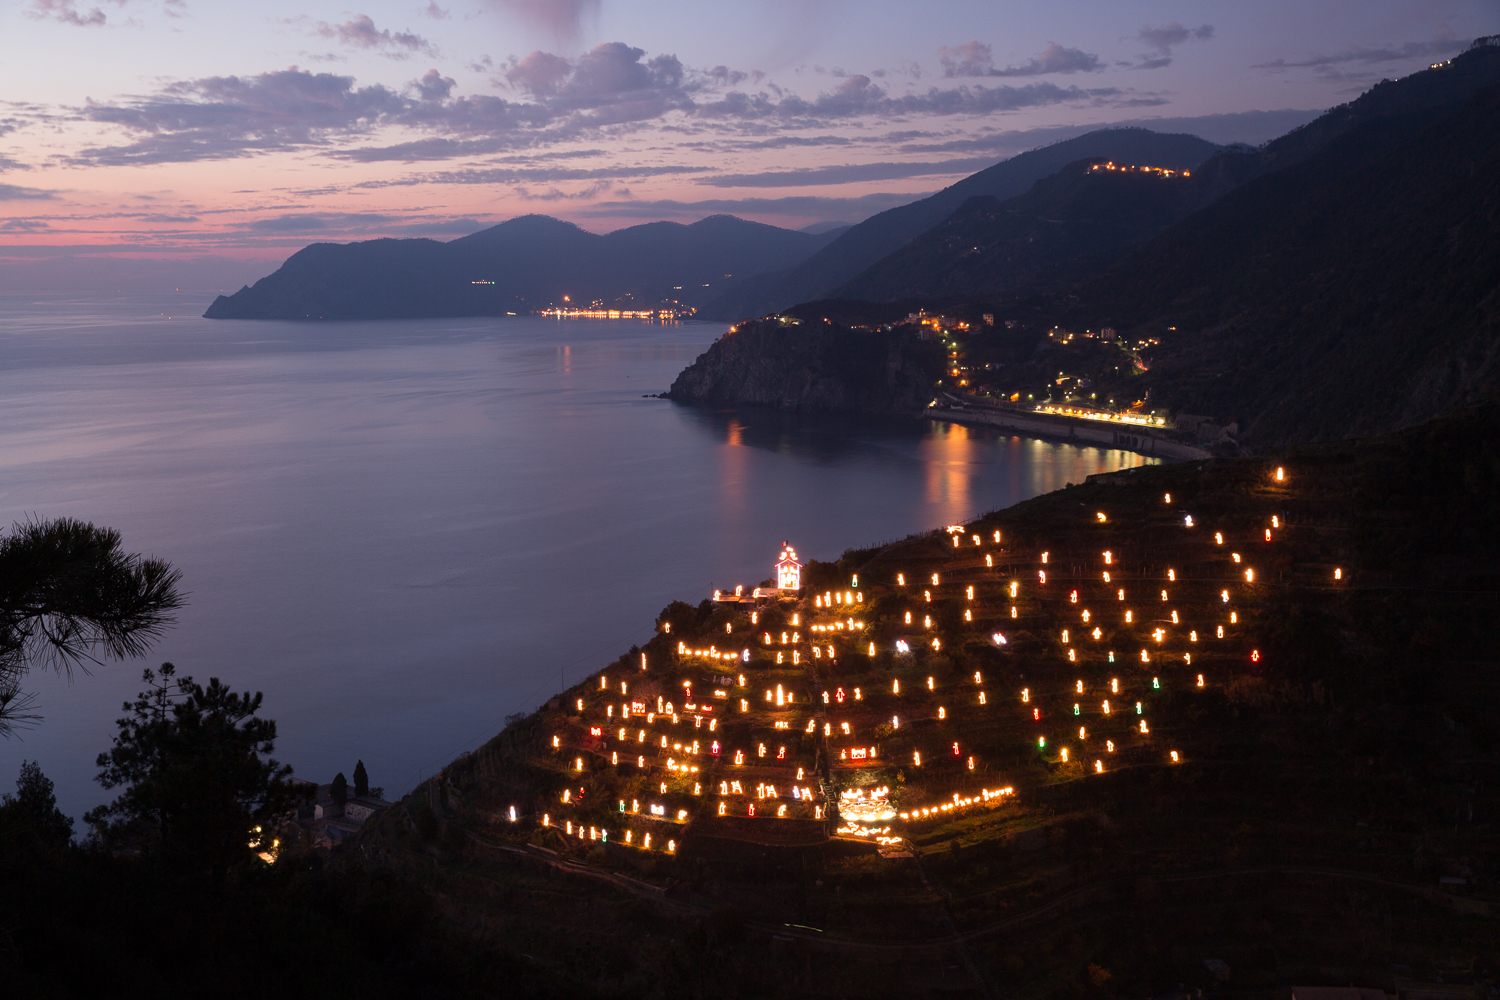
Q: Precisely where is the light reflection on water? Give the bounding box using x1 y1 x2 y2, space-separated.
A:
0 295 1155 817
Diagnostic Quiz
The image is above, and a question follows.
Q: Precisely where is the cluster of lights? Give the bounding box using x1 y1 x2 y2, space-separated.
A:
1088 160 1190 178
538 307 684 321
536 493 1290 851
1033 403 1167 427
899 786 1014 822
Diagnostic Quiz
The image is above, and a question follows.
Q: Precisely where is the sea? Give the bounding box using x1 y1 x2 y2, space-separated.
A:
0 293 1155 819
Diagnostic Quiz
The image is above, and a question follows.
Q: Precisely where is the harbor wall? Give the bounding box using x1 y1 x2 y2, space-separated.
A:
926 406 1213 461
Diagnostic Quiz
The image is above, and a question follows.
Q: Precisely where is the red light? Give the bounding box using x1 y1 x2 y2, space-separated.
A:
1250 650 1261 663
952 742 960 756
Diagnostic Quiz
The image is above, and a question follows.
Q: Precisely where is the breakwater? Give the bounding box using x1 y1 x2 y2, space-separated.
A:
926 405 1212 460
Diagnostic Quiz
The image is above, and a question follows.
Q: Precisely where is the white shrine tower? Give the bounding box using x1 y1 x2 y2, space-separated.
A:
775 542 802 591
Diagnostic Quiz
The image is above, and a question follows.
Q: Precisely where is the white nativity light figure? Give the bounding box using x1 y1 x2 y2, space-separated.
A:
776 542 803 590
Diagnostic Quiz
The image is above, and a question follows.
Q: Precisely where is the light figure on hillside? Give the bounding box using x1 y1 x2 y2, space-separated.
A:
776 543 802 590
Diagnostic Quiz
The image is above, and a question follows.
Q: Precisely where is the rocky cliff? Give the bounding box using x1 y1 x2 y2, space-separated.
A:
665 319 944 414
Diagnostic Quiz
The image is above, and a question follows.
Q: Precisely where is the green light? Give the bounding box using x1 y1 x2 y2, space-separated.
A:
1136 701 1143 714
1038 737 1045 748
1073 703 1080 716
1108 652 1115 663
1152 677 1160 690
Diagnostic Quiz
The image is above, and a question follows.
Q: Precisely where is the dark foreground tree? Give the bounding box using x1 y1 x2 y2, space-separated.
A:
0 517 184 737
353 759 369 797
87 663 294 876
331 770 349 812
0 759 74 851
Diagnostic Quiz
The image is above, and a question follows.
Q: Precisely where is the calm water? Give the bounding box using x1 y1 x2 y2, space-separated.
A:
0 293 1154 819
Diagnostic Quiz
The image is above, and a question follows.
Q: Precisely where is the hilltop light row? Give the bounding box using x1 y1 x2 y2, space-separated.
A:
505 467 1314 853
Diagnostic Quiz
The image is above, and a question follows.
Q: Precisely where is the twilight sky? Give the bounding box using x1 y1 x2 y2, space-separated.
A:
0 0 1492 288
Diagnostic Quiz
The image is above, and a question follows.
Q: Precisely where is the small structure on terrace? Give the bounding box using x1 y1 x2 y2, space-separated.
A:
776 543 802 591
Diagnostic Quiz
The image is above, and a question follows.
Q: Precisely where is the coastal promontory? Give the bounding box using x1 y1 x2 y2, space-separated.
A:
665 317 944 414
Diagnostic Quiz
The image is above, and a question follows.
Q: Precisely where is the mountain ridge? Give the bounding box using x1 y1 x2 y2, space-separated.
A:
697 128 1225 321
203 213 842 320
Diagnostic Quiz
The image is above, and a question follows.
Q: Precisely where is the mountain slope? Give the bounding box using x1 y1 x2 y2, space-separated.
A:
832 159 1199 302
202 214 840 320
698 128 1223 321
1068 47 1500 447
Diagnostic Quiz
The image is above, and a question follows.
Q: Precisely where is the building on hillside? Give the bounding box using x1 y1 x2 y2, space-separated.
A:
776 544 802 590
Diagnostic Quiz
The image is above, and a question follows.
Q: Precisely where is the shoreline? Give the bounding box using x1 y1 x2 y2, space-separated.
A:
925 404 1213 460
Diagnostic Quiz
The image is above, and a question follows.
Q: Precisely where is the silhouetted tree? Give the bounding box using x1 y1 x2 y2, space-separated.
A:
86 663 293 876
331 771 348 812
0 518 183 738
353 759 369 797
0 759 74 851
